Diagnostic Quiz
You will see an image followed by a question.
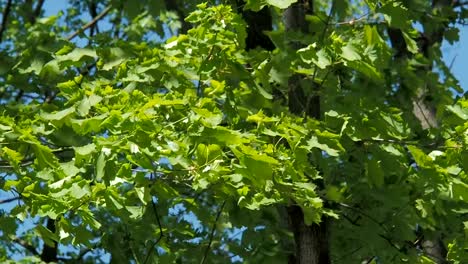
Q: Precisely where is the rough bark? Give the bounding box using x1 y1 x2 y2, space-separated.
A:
287 205 330 264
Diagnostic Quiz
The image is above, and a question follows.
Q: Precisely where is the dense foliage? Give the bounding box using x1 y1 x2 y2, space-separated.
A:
0 0 467 263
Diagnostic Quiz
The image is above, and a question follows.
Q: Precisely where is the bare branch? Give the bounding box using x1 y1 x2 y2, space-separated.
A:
66 5 112 41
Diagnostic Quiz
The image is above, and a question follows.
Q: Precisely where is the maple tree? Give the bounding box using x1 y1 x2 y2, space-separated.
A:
0 0 468 263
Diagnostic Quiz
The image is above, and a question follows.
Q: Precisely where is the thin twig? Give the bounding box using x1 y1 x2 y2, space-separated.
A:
0 0 13 43
332 12 369 25
0 196 20 204
339 203 406 254
448 54 458 71
76 247 93 260
338 203 388 232
143 171 165 264
200 200 226 264
0 148 74 169
66 5 112 41
378 234 402 252
142 198 164 264
311 0 335 81
334 246 363 262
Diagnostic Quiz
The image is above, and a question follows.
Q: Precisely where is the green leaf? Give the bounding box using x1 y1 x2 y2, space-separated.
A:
380 2 409 29
298 45 331 69
96 152 106 181
77 94 103 116
341 43 361 61
33 145 60 169
302 204 322 225
451 179 468 201
69 181 90 199
74 143 96 164
364 25 385 46
237 145 279 165
445 27 460 44
192 108 223 127
447 104 468 120
196 143 223 165
105 191 124 210
80 210 102 230
402 32 418 54
346 60 382 80
70 114 108 134
366 158 384 187
306 136 340 157
36 224 59 247
1 147 23 169
41 107 75 121
202 127 247 146
267 0 297 9
407 145 433 168
57 48 97 63
246 110 279 124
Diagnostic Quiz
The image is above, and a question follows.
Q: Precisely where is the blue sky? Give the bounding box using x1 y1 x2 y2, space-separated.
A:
442 27 468 90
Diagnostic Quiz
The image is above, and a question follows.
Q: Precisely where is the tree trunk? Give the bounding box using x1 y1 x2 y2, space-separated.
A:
40 218 58 263
284 1 331 263
288 205 330 264
239 1 330 262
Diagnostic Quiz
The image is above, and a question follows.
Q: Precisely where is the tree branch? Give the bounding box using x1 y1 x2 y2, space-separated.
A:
338 203 389 233
0 196 21 204
76 247 93 261
200 200 226 264
143 196 164 264
0 0 13 43
12 236 40 256
88 1 99 37
40 218 58 262
143 170 165 264
66 5 112 41
31 0 45 24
